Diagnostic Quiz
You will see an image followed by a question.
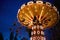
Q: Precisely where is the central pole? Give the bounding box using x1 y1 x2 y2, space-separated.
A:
30 25 46 40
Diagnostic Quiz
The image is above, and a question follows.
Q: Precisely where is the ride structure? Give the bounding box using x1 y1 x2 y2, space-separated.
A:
17 0 59 40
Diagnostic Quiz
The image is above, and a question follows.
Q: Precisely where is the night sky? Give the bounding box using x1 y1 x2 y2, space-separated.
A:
0 0 60 40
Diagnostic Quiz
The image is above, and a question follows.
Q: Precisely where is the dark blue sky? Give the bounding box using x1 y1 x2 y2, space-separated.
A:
0 0 54 40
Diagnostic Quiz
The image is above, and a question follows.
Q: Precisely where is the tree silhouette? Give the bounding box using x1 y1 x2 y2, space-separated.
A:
14 33 18 40
0 32 4 40
21 37 28 40
51 20 60 40
6 38 8 40
14 32 18 40
10 32 14 40
26 27 32 37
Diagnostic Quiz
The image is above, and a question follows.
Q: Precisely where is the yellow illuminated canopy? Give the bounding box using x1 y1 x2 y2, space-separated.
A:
17 1 59 29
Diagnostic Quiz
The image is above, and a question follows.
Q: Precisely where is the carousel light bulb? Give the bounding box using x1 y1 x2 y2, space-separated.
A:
40 25 44 30
46 2 52 7
31 31 34 35
37 30 40 34
27 1 33 5
36 1 43 4
33 26 36 29
33 31 36 35
33 37 36 40
41 31 44 35
41 36 46 40
32 26 34 30
37 36 40 40
53 6 57 11
30 37 32 40
21 4 25 9
37 25 40 29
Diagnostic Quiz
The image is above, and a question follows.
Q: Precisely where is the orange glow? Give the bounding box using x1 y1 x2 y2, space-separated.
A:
17 1 59 29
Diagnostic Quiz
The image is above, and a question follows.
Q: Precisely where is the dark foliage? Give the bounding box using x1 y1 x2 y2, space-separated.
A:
10 32 14 40
51 20 60 40
14 33 18 40
21 37 28 40
51 0 60 40
26 27 32 37
0 32 4 40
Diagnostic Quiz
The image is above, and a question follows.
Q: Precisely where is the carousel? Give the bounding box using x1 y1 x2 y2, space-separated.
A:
17 0 59 40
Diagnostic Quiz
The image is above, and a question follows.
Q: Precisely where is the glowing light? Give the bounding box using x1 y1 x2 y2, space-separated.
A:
36 1 43 4
46 2 52 7
37 25 40 29
53 6 57 11
33 26 36 29
37 30 40 34
27 1 33 5
41 31 44 35
33 31 36 35
31 31 33 35
40 26 44 29
21 4 25 9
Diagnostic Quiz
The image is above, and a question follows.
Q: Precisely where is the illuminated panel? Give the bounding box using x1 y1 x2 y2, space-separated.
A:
17 1 59 29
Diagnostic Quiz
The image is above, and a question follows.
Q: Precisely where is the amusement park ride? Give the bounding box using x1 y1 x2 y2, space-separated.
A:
17 0 59 40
